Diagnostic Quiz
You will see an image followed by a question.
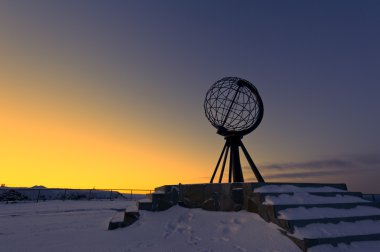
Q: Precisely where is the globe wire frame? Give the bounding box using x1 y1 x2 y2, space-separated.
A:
204 77 264 137
204 77 265 183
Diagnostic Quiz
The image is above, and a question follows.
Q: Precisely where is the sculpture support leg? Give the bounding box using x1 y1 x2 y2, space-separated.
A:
228 159 232 183
218 145 230 183
229 137 244 182
210 136 265 184
210 142 227 183
239 140 265 183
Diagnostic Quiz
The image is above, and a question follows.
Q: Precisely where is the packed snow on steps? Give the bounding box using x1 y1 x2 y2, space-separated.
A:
255 185 346 193
0 200 300 252
278 205 380 220
309 241 380 252
256 184 380 251
292 219 380 239
263 192 369 205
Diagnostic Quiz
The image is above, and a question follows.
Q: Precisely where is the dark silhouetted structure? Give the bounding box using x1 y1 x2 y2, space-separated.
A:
204 77 265 183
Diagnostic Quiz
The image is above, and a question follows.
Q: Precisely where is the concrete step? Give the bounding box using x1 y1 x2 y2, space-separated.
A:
247 183 380 251
108 211 125 230
108 204 140 230
286 232 380 252
138 199 153 210
137 192 176 211
278 215 380 232
247 201 380 222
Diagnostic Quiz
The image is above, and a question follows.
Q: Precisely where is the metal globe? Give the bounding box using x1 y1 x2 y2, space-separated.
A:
204 77 264 136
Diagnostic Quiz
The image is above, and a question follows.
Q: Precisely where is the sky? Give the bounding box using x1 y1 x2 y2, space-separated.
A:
1 1 379 192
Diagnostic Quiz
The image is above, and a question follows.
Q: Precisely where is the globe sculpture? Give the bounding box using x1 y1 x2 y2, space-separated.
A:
204 77 265 183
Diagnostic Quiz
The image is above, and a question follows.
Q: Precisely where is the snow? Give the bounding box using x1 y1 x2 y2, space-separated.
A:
0 200 301 252
278 206 380 220
264 193 369 205
2 198 380 251
255 185 345 193
292 220 380 238
125 204 138 212
309 241 380 252
153 190 165 194
256 185 380 250
0 200 129 216
0 187 147 201
138 198 152 203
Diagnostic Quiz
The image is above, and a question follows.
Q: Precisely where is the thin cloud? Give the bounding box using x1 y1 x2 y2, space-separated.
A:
259 154 380 171
197 154 380 182
244 154 380 181
260 159 355 171
264 170 344 180
349 154 380 166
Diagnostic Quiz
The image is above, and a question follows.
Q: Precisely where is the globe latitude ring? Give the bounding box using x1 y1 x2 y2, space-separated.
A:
204 77 264 137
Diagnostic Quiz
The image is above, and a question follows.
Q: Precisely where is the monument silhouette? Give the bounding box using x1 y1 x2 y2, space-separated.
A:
204 77 265 183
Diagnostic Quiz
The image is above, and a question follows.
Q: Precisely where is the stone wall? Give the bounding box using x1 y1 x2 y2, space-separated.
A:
153 182 348 212
155 183 256 211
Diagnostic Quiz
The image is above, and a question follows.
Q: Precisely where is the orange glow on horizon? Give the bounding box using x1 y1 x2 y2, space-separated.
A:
0 74 209 189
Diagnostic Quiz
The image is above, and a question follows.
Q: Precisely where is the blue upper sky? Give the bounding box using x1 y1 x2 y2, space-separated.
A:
1 1 379 192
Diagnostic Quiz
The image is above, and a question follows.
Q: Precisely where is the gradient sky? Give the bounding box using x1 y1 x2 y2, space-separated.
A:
1 1 379 192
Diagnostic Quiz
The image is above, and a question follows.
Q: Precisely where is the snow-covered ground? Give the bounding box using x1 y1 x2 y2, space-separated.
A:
0 187 148 201
2 200 380 251
0 200 300 252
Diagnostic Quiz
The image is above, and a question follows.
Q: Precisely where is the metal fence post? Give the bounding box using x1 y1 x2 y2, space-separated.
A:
88 189 92 200
36 189 41 203
63 189 67 201
9 187 154 203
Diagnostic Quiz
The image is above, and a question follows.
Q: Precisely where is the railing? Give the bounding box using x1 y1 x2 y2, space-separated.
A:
0 187 153 203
